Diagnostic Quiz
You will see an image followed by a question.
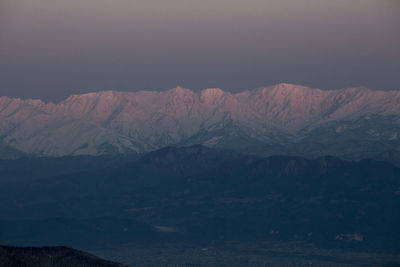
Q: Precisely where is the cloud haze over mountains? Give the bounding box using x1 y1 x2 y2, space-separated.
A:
0 0 399 100
1 84 399 162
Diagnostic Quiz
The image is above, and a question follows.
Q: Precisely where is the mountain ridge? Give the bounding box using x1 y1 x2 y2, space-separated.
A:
3 83 400 108
1 83 399 159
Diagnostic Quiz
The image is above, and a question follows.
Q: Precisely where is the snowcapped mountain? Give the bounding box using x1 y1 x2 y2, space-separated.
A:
1 83 399 159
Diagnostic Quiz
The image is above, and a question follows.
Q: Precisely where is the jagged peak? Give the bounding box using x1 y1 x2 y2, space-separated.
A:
277 82 302 88
1 84 398 107
64 90 117 100
274 83 317 91
0 96 48 106
25 99 46 106
60 91 133 107
201 88 226 97
168 86 194 95
0 96 22 103
62 92 97 103
256 83 319 98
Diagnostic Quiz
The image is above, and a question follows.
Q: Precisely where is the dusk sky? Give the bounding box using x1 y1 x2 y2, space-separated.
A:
0 0 399 101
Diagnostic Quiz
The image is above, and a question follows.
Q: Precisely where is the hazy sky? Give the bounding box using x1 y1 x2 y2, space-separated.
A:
0 0 399 101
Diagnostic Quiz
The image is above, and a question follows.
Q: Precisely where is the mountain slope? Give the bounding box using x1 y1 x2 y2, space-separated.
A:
0 245 127 267
1 84 399 159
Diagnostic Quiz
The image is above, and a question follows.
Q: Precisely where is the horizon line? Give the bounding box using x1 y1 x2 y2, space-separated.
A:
1 83 397 104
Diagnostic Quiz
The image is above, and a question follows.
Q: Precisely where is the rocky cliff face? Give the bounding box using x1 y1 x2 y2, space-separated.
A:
1 83 399 159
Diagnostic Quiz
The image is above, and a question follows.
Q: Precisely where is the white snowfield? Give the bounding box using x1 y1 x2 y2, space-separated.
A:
0 83 399 157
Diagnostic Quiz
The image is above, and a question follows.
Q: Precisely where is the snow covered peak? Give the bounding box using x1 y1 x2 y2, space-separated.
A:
0 84 399 157
200 88 229 105
169 86 193 95
277 82 303 88
201 88 225 97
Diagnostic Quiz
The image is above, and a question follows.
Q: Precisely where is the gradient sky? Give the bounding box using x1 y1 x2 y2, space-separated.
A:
0 0 399 101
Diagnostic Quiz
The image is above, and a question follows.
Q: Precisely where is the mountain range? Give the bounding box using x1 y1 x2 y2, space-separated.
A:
1 83 399 162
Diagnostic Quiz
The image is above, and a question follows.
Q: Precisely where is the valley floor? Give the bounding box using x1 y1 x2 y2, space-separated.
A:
92 242 400 267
